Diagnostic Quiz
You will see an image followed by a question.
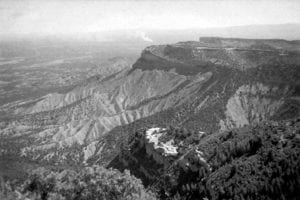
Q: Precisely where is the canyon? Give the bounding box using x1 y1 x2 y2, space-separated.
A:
0 37 299 180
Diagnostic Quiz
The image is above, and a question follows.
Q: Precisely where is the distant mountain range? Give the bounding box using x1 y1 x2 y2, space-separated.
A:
2 24 300 43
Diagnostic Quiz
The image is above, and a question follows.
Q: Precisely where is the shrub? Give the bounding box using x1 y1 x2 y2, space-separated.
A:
0 166 157 200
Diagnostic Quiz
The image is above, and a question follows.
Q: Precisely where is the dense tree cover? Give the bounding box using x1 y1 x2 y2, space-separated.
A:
156 119 300 200
0 166 156 200
204 119 300 200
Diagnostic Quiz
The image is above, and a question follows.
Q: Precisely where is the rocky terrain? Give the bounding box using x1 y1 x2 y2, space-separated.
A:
0 37 299 187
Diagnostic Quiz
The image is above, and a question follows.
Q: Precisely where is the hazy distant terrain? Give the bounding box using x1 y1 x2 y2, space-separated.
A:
0 40 150 106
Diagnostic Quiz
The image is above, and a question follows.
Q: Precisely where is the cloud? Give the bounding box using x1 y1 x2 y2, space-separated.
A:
0 0 299 37
135 31 153 42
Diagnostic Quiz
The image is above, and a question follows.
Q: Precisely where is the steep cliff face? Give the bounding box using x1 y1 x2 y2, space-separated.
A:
220 83 292 130
0 37 299 167
108 126 210 187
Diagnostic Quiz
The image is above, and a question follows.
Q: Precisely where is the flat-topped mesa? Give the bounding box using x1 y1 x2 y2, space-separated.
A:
199 37 300 50
133 37 300 74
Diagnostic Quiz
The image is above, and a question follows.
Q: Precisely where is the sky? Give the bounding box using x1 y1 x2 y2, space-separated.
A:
0 0 299 38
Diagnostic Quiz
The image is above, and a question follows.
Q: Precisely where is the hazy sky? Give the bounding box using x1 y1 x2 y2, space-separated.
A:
0 0 299 37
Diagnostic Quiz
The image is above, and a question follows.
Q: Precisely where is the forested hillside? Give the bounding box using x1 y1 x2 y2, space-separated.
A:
110 118 300 200
173 118 300 200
